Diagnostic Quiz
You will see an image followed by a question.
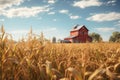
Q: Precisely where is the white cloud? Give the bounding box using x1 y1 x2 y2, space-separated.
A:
48 12 55 15
115 20 120 26
70 15 80 19
48 0 56 4
59 9 80 20
0 19 4 22
0 6 50 18
106 0 116 5
96 27 116 32
0 0 24 9
73 0 102 9
115 24 120 27
59 9 69 14
87 12 120 22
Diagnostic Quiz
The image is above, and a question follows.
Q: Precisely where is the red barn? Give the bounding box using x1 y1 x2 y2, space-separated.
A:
64 25 92 43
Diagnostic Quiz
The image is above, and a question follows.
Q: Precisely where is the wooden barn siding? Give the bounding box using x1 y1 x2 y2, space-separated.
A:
78 28 88 43
70 31 78 36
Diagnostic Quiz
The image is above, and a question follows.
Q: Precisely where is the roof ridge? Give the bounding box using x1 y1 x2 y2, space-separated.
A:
71 24 85 31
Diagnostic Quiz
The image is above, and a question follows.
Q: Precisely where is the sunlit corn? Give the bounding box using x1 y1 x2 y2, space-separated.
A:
0 26 120 80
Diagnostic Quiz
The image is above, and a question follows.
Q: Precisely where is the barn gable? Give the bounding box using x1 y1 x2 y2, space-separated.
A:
71 25 88 32
79 25 89 31
64 24 92 43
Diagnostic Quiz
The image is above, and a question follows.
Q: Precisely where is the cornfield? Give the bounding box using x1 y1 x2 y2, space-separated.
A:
0 28 120 80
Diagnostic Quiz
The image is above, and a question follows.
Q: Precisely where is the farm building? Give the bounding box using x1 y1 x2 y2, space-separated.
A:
64 25 92 43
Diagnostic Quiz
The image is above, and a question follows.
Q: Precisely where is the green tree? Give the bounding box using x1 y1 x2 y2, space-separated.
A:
109 31 120 42
89 32 102 42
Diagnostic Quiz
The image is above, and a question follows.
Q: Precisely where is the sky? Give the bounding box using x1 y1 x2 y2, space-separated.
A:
0 0 120 41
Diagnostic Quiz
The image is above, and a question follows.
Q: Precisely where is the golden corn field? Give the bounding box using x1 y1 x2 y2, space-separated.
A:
0 29 120 80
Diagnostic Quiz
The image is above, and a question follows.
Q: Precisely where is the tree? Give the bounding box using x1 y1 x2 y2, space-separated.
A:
52 37 56 43
109 31 120 42
89 32 102 42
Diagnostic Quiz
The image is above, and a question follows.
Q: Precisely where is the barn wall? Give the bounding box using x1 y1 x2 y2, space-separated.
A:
70 31 78 36
78 28 89 43
72 37 80 43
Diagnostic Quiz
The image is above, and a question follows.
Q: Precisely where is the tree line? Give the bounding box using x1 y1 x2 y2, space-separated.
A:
89 32 120 42
52 32 120 43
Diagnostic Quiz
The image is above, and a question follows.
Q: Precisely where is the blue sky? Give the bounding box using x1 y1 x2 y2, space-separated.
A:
0 0 120 41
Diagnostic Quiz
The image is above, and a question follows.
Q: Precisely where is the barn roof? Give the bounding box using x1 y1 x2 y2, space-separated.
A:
65 35 77 39
71 24 89 31
60 40 71 43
